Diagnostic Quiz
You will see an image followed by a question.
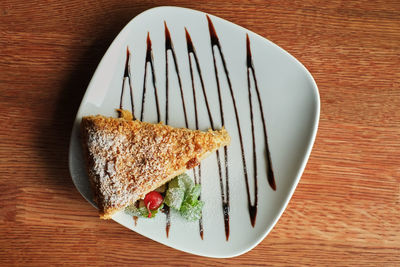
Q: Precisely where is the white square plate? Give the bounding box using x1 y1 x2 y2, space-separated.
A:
69 6 319 258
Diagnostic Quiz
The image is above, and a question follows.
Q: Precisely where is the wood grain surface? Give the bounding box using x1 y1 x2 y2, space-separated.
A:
1 0 399 266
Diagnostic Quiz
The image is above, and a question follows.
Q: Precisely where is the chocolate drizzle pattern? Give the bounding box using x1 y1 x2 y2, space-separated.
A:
140 32 161 122
164 22 192 238
246 34 276 187
164 22 189 127
185 27 214 240
119 47 135 119
116 15 276 241
208 14 255 238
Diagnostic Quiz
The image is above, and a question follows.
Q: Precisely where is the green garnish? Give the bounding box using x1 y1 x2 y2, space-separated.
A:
124 172 204 221
125 203 163 218
184 184 201 206
165 174 204 221
165 173 194 210
164 187 185 210
180 199 204 221
168 173 194 191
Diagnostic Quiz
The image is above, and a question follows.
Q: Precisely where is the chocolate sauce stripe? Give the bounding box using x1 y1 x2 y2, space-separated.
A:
165 22 201 238
140 32 160 122
194 164 204 240
212 41 229 207
119 78 126 110
119 47 135 119
206 16 231 240
185 28 215 128
133 201 139 226
210 39 230 212
213 31 253 225
186 41 227 214
185 27 211 240
187 42 227 238
246 59 258 227
164 205 171 238
246 34 276 191
164 22 189 128
119 50 126 111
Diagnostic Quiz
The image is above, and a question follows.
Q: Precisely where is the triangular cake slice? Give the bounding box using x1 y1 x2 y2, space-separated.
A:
81 111 230 219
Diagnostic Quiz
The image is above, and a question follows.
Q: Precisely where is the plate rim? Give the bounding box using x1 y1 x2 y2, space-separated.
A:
68 5 320 258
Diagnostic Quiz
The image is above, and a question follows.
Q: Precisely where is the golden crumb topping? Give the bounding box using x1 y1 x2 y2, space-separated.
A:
81 112 230 219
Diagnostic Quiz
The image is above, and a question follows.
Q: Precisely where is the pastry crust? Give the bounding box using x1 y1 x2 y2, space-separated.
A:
81 112 230 219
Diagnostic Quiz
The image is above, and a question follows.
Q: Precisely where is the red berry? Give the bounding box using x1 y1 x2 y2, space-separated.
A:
144 191 163 218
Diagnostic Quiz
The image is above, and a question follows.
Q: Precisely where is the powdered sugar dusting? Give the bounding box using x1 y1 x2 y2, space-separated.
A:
82 116 230 217
88 131 136 208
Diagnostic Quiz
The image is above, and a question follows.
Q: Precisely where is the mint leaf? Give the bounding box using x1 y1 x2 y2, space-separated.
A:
179 173 194 191
125 205 144 217
180 200 204 221
184 184 201 205
167 176 183 189
168 173 194 191
124 203 163 218
164 187 185 210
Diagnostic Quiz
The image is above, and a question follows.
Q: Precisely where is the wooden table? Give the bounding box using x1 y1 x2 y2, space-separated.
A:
1 0 399 265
